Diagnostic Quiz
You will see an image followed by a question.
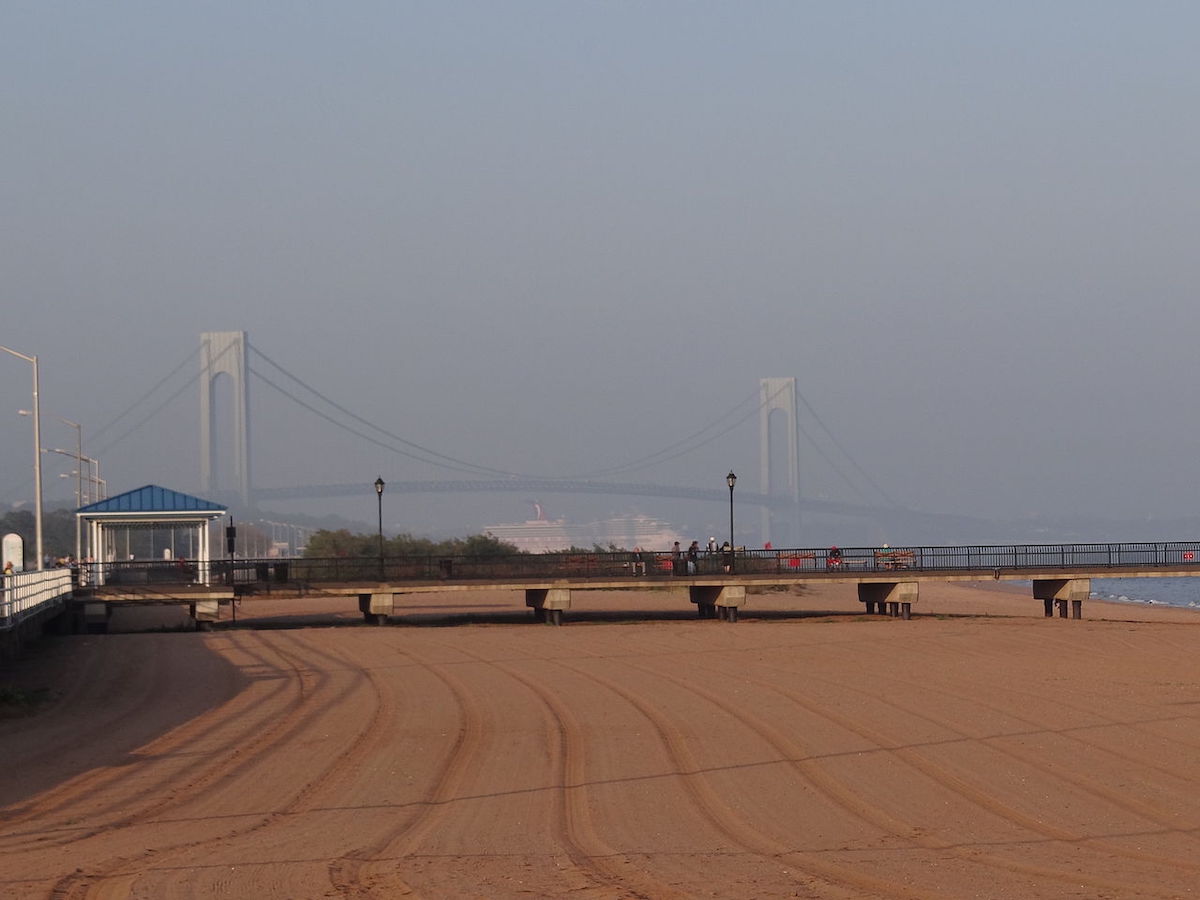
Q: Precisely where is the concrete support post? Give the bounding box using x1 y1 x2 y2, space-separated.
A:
525 588 570 625
1032 579 1090 621
83 600 110 633
689 584 745 621
690 585 720 619
858 582 918 618
358 591 395 625
190 599 219 631
691 588 744 624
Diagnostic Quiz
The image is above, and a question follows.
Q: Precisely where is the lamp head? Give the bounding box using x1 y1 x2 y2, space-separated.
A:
726 470 737 490
374 477 385 496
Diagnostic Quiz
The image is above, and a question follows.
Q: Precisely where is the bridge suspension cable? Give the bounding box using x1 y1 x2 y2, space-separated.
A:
72 335 904 522
249 345 526 478
248 343 780 484
89 345 202 452
794 390 901 509
562 386 764 479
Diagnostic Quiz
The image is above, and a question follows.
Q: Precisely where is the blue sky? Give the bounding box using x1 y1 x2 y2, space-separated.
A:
4 3 1200 538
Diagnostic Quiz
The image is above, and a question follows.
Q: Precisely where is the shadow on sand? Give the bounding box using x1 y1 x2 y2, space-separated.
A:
219 607 880 631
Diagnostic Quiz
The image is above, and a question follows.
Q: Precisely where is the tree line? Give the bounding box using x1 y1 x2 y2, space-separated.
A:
301 529 520 559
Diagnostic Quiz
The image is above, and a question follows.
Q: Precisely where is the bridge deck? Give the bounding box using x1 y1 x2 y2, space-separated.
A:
305 564 1200 596
67 546 1200 629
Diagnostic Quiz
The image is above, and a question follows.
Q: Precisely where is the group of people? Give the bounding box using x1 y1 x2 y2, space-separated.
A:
622 543 882 576
670 537 734 575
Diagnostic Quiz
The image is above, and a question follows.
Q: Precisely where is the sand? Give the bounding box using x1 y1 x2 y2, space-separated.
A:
3 581 1200 899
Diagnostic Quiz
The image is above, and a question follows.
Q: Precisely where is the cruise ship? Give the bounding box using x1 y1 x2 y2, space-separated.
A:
484 505 685 554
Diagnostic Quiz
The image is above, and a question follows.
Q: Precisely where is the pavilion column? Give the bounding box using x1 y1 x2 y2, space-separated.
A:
198 520 210 585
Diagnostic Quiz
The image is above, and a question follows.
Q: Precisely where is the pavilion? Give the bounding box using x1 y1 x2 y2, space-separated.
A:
77 485 228 585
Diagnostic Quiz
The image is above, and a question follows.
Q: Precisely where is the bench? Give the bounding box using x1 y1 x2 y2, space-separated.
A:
785 553 816 569
874 550 916 570
834 557 872 569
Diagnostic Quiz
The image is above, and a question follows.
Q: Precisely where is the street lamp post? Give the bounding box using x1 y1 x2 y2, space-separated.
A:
52 450 102 562
45 445 83 562
87 455 105 500
3 345 43 570
46 414 83 562
374 477 385 579
726 470 737 575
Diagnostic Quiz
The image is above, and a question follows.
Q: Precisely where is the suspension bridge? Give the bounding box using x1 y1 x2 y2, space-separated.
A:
79 331 945 545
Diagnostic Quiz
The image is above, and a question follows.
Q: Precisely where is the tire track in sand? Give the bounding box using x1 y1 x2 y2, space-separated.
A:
552 655 931 900
689 652 1189 899
104 629 418 900
783 652 1200 876
320 640 490 900
44 630 389 900
2 631 309 848
485 652 692 900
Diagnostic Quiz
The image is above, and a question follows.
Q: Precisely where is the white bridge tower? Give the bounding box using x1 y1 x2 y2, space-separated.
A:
199 331 251 505
759 376 801 546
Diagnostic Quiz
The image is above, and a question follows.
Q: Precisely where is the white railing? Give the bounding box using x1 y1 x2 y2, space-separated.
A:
0 569 73 630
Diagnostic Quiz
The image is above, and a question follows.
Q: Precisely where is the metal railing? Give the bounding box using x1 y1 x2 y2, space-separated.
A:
1 568 74 630
728 542 1200 574
284 542 1200 581
74 541 1200 589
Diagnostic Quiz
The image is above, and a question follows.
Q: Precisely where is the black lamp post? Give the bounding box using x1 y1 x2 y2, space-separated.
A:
374 477 385 579
726 470 737 574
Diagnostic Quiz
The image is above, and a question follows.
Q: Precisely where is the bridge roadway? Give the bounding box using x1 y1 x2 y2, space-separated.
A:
72 540 1200 628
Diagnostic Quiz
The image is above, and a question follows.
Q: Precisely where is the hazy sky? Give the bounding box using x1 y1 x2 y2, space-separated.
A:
4 2 1200 540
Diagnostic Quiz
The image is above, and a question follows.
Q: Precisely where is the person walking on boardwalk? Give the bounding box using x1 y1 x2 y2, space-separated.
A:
672 541 684 576
687 540 700 575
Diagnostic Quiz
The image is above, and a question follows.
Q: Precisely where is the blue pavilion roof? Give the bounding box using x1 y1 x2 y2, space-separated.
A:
78 485 227 514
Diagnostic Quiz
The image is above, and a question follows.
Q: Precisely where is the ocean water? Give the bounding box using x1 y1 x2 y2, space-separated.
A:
1090 577 1200 610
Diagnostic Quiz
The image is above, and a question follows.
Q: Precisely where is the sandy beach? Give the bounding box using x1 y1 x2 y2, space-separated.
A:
3 581 1200 899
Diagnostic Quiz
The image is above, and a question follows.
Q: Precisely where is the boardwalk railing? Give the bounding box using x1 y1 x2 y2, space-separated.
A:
77 541 1200 588
1 569 74 630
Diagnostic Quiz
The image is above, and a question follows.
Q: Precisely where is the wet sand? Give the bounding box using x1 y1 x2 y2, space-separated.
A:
3 581 1200 898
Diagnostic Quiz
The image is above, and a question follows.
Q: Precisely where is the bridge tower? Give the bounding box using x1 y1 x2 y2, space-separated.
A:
199 331 251 506
759 377 800 546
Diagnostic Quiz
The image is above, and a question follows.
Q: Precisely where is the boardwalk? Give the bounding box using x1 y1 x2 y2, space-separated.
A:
73 540 1200 629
